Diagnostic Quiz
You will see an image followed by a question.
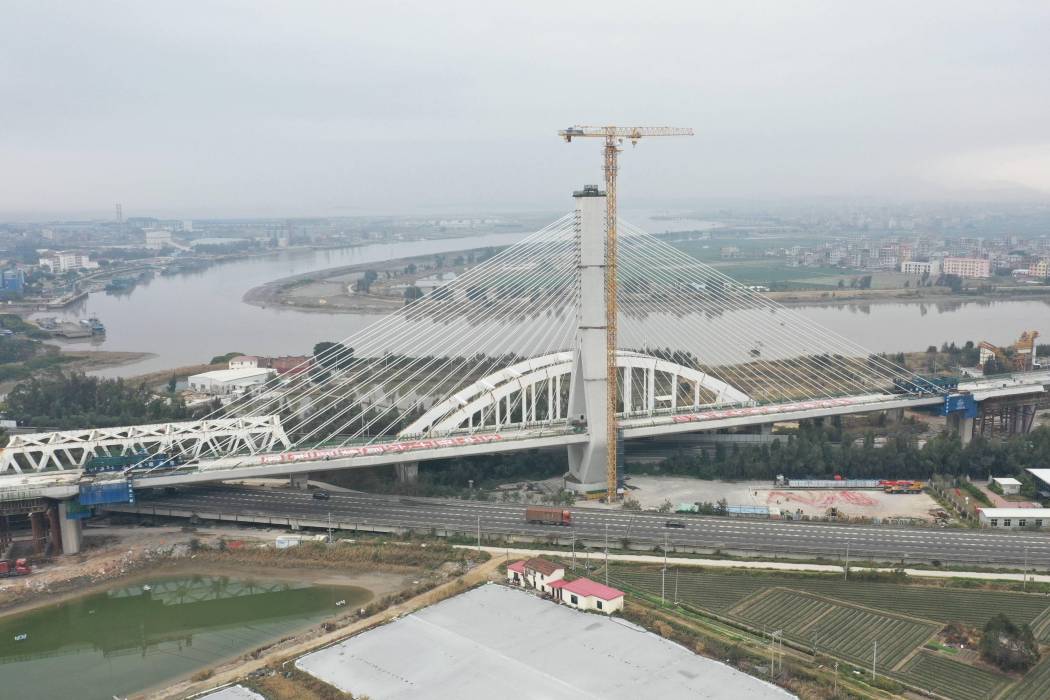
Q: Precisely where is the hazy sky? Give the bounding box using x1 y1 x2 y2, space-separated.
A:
2 1 1049 219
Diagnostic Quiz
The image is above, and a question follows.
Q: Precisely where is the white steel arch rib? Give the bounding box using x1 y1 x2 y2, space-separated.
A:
399 350 750 437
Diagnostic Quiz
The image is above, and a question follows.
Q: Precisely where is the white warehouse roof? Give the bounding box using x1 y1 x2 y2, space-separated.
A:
1027 469 1050 487
189 367 273 383
992 477 1022 486
978 508 1050 518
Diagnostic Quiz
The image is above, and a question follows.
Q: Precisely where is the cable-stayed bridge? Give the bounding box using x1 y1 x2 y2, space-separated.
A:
2 187 1046 553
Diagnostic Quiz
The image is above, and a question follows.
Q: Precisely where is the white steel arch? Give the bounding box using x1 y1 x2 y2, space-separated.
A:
400 350 749 437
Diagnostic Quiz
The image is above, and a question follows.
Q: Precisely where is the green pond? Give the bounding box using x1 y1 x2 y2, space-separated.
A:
0 574 371 700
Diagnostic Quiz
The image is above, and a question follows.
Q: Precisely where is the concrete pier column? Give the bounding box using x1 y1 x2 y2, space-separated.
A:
760 422 773 436
29 512 46 555
886 407 905 423
47 504 63 556
57 500 83 556
395 462 419 483
948 412 974 446
290 472 311 490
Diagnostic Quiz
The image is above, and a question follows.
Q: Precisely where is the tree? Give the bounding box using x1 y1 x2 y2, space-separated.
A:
981 614 1039 672
312 341 355 371
403 285 424 302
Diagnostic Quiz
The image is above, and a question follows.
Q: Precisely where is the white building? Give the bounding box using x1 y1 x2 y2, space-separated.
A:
38 251 98 273
943 257 991 279
188 367 274 395
228 355 261 369
901 260 940 275
977 507 1050 529
991 477 1022 496
144 229 174 249
551 578 625 615
507 558 566 594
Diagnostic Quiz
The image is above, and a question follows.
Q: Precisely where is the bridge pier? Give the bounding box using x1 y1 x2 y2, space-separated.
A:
948 412 974 446
57 500 82 555
395 461 419 483
30 511 45 554
290 472 311 490
566 185 611 493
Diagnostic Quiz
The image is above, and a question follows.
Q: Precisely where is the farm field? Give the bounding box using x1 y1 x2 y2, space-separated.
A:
608 566 1050 632
730 588 939 668
894 652 1009 700
1005 656 1050 700
607 564 1050 700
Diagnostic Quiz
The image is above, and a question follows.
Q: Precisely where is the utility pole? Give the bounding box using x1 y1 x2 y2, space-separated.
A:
1024 545 1029 591
662 533 668 604
604 522 609 586
476 514 481 555
674 567 679 605
833 661 839 697
327 512 333 543
844 543 850 580
571 528 577 571
559 125 693 502
872 640 877 680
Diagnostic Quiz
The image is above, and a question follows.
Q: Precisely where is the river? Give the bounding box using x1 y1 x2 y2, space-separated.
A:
0 574 370 700
39 231 1048 378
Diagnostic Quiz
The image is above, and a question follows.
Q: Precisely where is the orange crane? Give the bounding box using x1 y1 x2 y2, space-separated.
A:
559 125 693 501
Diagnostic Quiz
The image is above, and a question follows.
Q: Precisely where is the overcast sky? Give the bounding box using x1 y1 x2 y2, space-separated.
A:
2 1 1049 219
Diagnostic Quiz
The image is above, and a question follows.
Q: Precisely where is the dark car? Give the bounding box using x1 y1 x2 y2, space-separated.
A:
312 490 330 500
664 520 686 528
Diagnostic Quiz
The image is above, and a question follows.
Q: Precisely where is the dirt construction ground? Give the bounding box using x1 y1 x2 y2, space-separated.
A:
620 476 942 521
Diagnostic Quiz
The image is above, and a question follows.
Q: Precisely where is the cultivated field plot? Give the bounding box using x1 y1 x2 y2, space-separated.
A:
728 588 835 636
731 589 940 668
894 651 1010 700
608 566 771 612
607 565 1050 630
1004 656 1050 700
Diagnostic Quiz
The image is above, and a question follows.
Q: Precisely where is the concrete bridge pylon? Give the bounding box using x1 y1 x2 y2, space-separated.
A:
566 186 611 493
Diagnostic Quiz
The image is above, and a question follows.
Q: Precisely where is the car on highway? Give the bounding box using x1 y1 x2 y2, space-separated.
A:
664 520 686 528
312 490 330 500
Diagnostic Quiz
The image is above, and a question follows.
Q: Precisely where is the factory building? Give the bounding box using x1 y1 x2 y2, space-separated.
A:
188 367 275 395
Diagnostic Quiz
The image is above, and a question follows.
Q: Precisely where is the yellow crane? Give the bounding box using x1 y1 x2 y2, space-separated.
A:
559 125 693 501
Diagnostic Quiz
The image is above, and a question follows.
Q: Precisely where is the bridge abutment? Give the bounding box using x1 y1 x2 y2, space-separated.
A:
566 186 611 493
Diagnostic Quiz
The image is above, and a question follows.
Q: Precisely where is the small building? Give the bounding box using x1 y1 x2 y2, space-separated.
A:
270 355 312 375
229 355 260 369
977 508 1050 529
552 578 625 614
144 229 174 249
506 558 565 593
992 477 1022 496
38 250 98 273
942 256 991 279
188 367 275 395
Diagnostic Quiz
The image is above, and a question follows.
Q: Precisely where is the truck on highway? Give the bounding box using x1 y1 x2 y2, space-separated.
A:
525 506 572 526
0 558 31 578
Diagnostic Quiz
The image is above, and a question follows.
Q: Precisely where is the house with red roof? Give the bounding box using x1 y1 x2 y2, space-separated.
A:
506 558 565 594
551 577 624 614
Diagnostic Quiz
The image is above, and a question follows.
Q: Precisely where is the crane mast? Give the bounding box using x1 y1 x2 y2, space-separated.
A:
559 125 693 501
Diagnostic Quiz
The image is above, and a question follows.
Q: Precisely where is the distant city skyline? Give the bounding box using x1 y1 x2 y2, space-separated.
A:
2 1 1049 220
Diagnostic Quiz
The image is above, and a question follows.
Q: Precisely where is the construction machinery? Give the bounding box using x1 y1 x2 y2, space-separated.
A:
559 125 693 501
0 558 31 578
880 480 925 494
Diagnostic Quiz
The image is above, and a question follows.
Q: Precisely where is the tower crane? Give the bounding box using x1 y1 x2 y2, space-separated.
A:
559 125 693 501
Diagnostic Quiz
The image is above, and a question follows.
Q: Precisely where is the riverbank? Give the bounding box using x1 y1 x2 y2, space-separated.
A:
244 245 1050 316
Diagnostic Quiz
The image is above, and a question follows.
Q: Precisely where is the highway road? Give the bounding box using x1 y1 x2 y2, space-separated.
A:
121 485 1050 568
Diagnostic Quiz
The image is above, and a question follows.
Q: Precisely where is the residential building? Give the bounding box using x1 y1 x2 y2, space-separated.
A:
38 251 98 273
900 260 940 276
1029 259 1050 279
977 508 1050 529
228 355 260 369
942 257 991 279
144 229 174 249
188 367 275 395
228 354 311 375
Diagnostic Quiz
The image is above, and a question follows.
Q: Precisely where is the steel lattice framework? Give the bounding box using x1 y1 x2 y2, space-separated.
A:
0 416 289 473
